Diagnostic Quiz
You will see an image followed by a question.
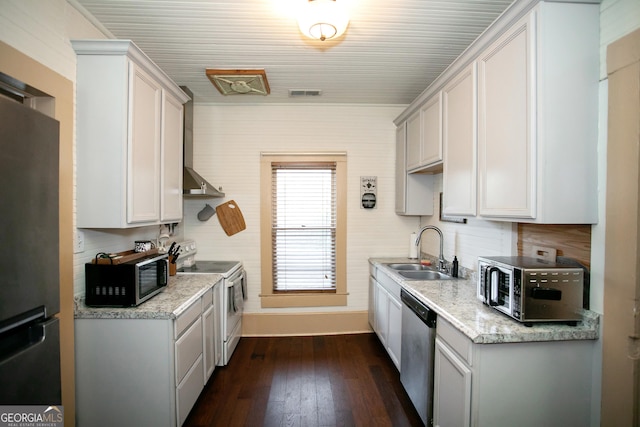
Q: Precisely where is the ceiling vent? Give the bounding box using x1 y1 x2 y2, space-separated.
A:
206 69 270 96
289 89 323 97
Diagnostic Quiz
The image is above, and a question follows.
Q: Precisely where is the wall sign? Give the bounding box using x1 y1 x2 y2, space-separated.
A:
361 176 377 209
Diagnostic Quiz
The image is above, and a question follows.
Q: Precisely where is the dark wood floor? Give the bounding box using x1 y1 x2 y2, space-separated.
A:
183 333 423 427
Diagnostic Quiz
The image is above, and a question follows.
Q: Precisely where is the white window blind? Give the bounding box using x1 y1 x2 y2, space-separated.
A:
271 161 337 291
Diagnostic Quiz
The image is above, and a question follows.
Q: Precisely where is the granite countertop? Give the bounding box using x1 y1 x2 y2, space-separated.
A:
370 258 600 344
74 274 223 320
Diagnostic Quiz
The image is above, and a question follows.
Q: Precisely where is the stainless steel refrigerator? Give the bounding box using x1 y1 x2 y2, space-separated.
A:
0 96 61 404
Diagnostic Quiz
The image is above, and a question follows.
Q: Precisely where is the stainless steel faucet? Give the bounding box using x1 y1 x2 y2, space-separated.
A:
415 225 447 273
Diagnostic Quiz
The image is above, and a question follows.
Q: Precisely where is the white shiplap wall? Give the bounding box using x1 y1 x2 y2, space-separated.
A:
183 103 420 313
417 174 515 271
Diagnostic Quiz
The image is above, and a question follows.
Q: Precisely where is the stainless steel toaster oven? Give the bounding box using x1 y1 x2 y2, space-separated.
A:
478 256 584 325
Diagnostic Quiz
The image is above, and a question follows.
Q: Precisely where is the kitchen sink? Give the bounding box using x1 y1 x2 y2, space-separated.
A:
398 270 453 281
384 263 432 271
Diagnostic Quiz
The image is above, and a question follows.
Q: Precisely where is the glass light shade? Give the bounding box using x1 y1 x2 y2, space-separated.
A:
297 0 349 41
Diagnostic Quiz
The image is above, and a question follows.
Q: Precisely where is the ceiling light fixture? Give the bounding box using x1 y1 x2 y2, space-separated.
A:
297 0 349 42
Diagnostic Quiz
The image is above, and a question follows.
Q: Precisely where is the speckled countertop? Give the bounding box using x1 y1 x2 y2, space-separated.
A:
74 274 222 320
370 258 599 344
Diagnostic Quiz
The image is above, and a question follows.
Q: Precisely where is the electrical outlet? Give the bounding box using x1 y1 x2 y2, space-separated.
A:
74 230 85 254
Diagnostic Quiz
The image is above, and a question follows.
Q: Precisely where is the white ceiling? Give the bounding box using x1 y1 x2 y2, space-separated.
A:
73 0 515 105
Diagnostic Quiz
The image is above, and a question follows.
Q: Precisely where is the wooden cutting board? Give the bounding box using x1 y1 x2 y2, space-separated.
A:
216 200 246 236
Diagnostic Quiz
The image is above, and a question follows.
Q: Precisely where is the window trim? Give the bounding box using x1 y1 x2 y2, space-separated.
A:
260 152 347 308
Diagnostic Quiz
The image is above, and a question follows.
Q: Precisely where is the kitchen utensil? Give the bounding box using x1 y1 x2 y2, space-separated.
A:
197 204 215 221
216 200 246 236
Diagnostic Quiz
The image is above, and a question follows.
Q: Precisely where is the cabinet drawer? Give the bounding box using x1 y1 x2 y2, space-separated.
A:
376 269 402 301
177 355 204 426
437 318 473 365
175 298 202 338
175 316 203 384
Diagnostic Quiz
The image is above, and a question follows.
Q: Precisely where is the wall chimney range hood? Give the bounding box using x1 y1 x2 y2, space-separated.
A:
181 86 224 198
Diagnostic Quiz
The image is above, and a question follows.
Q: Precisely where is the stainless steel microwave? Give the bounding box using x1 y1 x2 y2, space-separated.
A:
85 253 169 307
477 256 584 325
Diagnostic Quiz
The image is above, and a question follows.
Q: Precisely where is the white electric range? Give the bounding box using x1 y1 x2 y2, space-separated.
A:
175 240 245 366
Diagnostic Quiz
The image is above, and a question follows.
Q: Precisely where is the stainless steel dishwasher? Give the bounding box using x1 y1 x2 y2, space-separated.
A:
400 289 437 426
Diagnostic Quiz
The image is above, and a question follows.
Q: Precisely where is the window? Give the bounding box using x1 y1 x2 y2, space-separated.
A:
260 153 347 308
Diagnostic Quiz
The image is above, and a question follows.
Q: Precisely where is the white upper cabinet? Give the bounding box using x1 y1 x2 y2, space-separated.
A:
420 93 443 168
396 123 434 216
405 111 421 171
477 2 599 223
73 40 190 228
395 0 599 224
161 91 185 222
127 62 162 224
406 93 443 173
442 63 477 217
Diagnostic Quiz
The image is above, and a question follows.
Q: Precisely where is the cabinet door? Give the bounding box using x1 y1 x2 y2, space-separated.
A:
175 316 203 385
203 304 215 382
387 295 402 370
212 283 222 367
161 91 184 222
127 61 162 224
477 14 535 219
368 276 377 330
433 338 472 427
442 64 477 216
406 110 421 171
395 124 408 214
375 281 389 346
177 356 204 426
396 123 435 216
420 92 443 167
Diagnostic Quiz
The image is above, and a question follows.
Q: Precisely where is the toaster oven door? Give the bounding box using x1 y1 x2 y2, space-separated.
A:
480 263 514 315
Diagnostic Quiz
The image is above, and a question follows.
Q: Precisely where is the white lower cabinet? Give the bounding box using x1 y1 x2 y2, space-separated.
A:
433 337 472 427
175 315 204 426
434 318 595 427
369 266 402 370
202 283 221 382
76 281 222 427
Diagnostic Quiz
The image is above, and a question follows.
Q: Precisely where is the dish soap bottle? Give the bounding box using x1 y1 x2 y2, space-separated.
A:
451 256 459 278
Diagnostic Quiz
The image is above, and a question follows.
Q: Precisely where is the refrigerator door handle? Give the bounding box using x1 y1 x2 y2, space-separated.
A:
0 306 46 335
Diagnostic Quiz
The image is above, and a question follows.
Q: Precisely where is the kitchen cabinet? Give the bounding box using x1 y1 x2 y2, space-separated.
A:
395 123 434 216
405 111 421 171
406 94 443 173
394 1 598 223
369 265 401 370
433 320 473 427
175 299 204 426
433 317 594 427
442 63 477 217
161 91 187 222
73 39 190 228
476 2 598 223
75 281 221 427
202 283 221 382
